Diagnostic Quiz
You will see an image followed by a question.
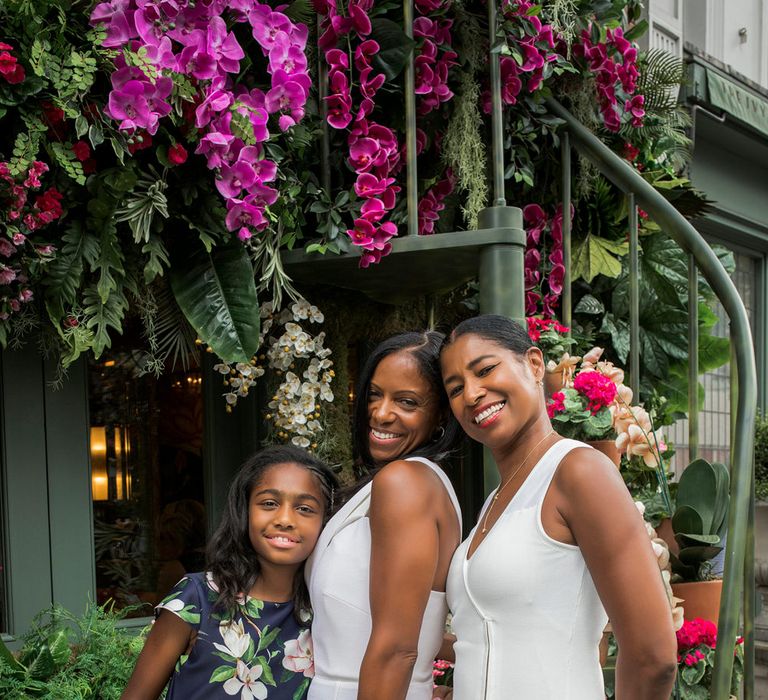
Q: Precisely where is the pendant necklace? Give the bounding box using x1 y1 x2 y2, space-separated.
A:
481 430 556 534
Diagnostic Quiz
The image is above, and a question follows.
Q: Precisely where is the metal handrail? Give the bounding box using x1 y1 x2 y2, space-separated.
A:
546 96 757 698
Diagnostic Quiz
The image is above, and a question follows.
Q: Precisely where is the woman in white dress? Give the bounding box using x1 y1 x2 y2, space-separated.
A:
439 315 677 700
306 331 463 700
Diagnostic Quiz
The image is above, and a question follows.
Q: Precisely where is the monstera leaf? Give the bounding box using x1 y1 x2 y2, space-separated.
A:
170 237 260 364
370 19 416 80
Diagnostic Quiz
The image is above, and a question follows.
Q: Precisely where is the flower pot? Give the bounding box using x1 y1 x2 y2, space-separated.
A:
544 370 566 398
671 580 723 623
588 439 621 468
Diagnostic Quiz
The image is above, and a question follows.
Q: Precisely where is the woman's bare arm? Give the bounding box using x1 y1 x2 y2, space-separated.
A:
358 460 443 700
121 610 192 700
555 449 677 699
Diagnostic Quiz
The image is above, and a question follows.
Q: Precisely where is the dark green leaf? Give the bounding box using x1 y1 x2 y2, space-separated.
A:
370 18 416 81
169 238 260 364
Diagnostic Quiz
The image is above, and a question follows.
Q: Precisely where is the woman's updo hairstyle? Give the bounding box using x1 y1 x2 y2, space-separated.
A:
352 330 461 470
442 314 534 356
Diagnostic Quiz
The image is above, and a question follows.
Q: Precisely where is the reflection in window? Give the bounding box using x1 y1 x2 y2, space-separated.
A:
89 353 206 617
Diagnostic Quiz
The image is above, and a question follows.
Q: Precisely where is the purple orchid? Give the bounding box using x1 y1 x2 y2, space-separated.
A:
216 160 257 199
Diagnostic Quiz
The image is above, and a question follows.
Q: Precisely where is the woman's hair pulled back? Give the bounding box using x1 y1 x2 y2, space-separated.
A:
352 330 460 470
443 314 533 356
206 444 338 620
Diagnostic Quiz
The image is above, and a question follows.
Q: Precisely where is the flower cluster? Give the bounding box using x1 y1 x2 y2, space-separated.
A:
485 0 557 111
418 168 455 235
214 299 334 450
573 369 617 414
523 203 567 316
674 618 744 695
0 42 25 84
413 4 456 116
91 0 311 242
527 316 575 368
0 161 62 323
320 0 401 266
573 27 644 132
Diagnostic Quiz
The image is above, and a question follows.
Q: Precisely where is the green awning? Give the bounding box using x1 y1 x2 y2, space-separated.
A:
706 69 768 137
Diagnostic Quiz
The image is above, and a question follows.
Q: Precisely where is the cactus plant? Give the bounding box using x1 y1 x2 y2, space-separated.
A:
670 458 730 581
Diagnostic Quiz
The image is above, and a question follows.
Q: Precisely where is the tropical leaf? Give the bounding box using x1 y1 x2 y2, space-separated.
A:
571 235 628 283
83 284 129 360
370 18 416 81
148 282 200 372
169 238 260 364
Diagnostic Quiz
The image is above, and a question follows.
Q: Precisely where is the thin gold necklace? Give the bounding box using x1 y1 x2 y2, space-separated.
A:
481 430 556 534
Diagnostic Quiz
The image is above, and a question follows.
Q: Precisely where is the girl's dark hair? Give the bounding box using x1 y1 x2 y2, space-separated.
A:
352 330 461 473
206 445 338 621
442 314 534 357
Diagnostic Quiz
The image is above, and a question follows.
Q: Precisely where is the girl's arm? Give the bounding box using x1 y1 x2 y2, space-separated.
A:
358 460 443 700
121 610 193 700
555 448 678 699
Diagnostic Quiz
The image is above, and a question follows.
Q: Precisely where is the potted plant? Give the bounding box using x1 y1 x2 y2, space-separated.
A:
547 364 620 464
668 458 730 622
674 618 743 700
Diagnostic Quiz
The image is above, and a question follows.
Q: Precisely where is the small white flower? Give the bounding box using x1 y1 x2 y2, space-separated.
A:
292 436 311 448
214 363 232 375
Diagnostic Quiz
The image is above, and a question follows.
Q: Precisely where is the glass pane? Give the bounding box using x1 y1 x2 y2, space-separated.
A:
89 352 206 617
666 251 758 474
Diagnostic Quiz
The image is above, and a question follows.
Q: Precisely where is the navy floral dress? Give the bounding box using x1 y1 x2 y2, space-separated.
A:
156 572 313 700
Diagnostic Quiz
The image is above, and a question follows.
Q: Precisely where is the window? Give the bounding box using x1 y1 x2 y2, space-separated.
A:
88 350 206 617
667 251 759 473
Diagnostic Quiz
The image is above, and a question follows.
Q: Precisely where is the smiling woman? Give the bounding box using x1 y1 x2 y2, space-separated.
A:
439 315 677 700
306 331 463 700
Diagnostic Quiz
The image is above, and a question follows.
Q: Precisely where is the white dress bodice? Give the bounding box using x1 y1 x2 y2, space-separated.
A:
306 456 462 700
446 439 608 700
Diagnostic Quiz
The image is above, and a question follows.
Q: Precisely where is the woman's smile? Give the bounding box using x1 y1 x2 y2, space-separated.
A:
366 350 440 464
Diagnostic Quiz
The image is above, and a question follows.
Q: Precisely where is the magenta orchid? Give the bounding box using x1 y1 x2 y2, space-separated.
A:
91 0 312 243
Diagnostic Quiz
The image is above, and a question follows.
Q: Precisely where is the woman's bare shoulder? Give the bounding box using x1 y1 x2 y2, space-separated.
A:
372 458 444 496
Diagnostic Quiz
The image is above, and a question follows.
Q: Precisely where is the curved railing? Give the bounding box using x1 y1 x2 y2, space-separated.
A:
546 97 757 699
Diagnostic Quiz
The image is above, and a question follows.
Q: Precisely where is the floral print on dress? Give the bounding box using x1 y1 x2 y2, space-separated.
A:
156 572 312 700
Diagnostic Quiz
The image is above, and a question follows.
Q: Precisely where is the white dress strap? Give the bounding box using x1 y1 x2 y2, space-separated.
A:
405 456 462 532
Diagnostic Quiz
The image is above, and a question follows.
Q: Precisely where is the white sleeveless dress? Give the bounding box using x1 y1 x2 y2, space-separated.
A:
305 456 462 700
446 439 608 700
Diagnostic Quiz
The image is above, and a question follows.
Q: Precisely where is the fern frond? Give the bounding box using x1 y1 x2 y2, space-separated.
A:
149 281 200 373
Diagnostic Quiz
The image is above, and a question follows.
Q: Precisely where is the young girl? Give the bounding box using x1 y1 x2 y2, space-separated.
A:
122 445 339 700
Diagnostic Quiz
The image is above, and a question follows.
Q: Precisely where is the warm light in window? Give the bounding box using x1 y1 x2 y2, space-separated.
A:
90 426 108 501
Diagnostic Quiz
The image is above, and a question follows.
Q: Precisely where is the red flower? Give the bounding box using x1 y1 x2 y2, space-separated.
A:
41 101 65 126
168 143 188 165
71 141 91 162
127 131 153 154
547 391 566 418
573 370 617 413
623 142 640 161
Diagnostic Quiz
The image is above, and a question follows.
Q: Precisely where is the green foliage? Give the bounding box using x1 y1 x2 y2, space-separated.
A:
169 236 261 364
0 602 146 699
670 458 730 581
755 412 768 502
550 388 615 440
49 142 86 185
114 170 170 243
369 18 415 80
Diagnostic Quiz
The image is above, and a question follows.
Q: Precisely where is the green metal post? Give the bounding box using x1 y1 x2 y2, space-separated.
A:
478 205 526 494
545 97 757 699
403 0 418 235
745 472 755 700
628 193 639 398
688 255 699 461
487 0 505 206
561 133 572 330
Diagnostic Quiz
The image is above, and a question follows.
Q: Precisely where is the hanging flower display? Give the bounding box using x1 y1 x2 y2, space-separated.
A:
90 0 311 243
214 299 334 450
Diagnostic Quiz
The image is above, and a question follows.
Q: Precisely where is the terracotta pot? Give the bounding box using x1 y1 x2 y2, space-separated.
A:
671 579 723 622
588 439 621 468
544 370 566 398
655 517 679 556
